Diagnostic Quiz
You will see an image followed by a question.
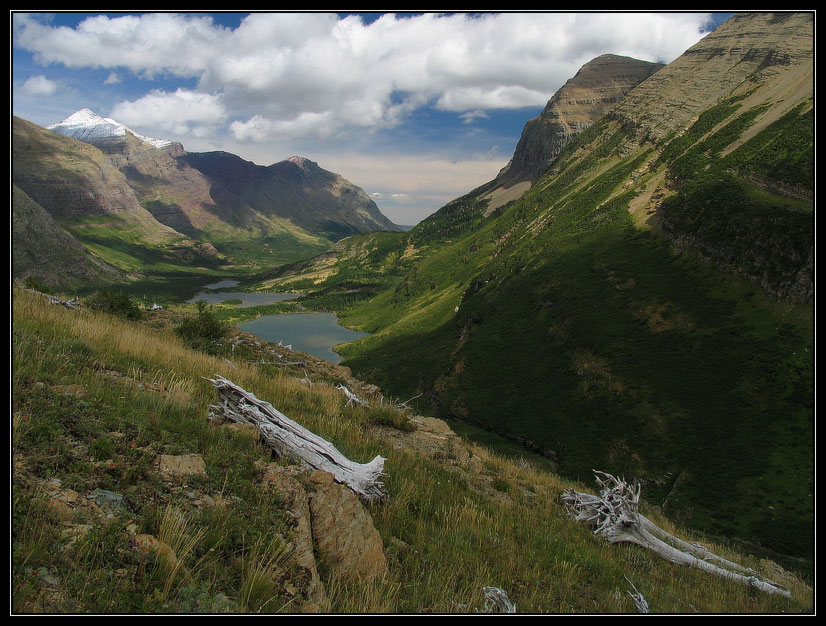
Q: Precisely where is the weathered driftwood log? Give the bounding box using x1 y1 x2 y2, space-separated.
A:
561 471 792 599
206 375 385 500
625 576 649 614
337 384 369 408
45 293 81 309
479 587 517 613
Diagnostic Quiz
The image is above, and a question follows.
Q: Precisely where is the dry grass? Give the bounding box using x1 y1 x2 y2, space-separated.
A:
12 287 813 614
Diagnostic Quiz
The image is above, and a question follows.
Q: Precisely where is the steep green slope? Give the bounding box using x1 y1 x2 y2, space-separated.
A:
280 15 814 565
341 113 812 562
12 184 127 290
12 287 813 612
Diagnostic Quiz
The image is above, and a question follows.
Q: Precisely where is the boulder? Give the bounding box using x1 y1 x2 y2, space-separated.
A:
307 470 388 582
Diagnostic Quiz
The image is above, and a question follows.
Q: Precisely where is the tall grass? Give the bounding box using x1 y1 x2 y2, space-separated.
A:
11 287 812 613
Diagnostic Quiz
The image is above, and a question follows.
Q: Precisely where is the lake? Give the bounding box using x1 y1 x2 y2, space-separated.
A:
238 312 369 364
188 280 301 308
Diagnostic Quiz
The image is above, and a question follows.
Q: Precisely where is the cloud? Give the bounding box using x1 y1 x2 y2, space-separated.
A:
103 72 121 84
13 12 228 78
110 88 227 136
460 110 491 124
15 12 713 142
19 74 59 96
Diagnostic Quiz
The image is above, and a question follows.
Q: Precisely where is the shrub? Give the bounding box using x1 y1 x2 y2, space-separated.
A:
86 289 143 319
175 300 229 352
22 276 52 294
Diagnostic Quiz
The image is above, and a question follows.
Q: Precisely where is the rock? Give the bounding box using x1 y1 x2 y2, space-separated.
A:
307 470 388 582
51 384 90 399
61 523 93 548
261 464 327 610
381 415 483 472
90 488 124 510
155 453 207 480
132 533 180 571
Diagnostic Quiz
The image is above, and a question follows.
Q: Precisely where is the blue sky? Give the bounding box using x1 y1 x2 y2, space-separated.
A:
12 11 730 225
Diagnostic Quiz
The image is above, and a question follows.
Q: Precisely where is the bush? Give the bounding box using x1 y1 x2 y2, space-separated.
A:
22 276 52 294
86 289 143 320
175 300 229 352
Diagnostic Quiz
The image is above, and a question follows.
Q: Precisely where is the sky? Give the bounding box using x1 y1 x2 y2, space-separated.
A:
11 11 731 225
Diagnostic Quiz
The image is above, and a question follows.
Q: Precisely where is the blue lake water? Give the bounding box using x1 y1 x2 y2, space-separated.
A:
202 279 240 289
188 280 300 308
188 292 301 308
238 312 368 364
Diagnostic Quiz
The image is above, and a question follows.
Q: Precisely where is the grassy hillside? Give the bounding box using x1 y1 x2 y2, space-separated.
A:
11 287 812 613
252 87 813 570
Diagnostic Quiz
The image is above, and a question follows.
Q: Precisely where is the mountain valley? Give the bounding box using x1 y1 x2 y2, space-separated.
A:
12 11 814 613
244 12 814 566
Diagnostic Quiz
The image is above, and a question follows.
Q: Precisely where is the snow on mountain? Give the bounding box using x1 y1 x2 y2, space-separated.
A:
48 108 175 149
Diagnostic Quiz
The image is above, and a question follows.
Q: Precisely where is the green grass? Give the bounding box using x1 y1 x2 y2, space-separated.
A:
11 287 812 613
316 104 813 571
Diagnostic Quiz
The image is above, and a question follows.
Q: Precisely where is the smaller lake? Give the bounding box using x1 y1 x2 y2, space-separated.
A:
238 313 368 364
202 279 240 289
188 290 300 308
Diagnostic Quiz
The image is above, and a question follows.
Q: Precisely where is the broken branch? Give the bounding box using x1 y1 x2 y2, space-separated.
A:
206 375 385 500
561 471 792 598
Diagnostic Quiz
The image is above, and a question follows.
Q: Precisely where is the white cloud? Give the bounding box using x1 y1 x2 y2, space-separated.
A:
15 12 713 142
19 74 59 96
14 12 227 78
104 72 121 84
110 88 227 137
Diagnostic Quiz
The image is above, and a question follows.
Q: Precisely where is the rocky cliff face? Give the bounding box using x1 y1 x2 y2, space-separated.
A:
183 152 401 240
493 54 664 189
613 12 814 141
12 116 179 239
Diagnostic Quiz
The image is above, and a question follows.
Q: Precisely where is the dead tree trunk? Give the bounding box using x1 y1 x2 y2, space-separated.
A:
206 375 386 501
561 471 792 599
337 384 369 408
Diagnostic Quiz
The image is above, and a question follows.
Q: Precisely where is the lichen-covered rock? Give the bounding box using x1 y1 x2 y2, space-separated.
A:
261 464 326 611
307 470 388 583
155 453 206 479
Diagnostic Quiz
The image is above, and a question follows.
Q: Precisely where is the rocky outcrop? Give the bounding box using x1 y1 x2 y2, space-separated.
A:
183 152 401 239
306 470 388 582
259 461 390 610
492 54 664 190
613 12 814 141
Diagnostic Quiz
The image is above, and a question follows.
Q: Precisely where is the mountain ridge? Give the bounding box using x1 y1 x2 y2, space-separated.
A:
254 12 813 565
12 110 399 291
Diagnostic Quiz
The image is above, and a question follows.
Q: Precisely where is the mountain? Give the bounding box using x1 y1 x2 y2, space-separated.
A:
258 12 814 565
12 111 399 291
182 152 401 240
48 108 180 151
479 54 665 211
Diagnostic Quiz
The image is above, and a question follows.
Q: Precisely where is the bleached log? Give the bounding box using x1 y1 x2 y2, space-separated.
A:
624 576 649 614
337 384 369 408
47 294 81 309
206 375 385 500
478 587 517 613
561 471 792 598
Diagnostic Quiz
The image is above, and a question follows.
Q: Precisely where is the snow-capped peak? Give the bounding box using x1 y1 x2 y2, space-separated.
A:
48 108 174 149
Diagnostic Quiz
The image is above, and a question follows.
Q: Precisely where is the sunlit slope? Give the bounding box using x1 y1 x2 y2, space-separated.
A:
12 287 812 612
335 13 813 563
